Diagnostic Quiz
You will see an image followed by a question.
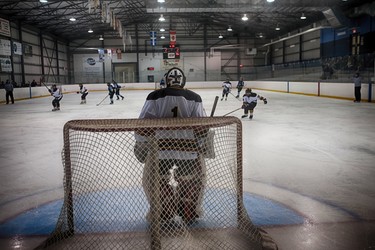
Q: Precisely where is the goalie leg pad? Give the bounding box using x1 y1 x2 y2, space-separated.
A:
175 158 206 223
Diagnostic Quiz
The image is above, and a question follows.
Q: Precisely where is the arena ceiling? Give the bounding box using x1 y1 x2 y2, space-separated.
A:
0 0 373 43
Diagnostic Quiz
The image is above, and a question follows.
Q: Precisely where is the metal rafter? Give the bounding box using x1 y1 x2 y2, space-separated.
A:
0 0 372 42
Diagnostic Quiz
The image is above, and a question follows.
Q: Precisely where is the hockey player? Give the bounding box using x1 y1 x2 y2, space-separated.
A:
112 80 124 100
159 76 166 88
221 79 232 101
236 77 245 98
107 82 115 104
49 84 63 111
135 67 207 225
77 83 88 104
241 88 267 119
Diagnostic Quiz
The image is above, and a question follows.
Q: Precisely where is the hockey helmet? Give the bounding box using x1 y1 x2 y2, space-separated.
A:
165 67 186 88
245 88 252 94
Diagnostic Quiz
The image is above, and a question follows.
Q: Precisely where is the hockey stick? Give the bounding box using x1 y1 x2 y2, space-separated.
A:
210 96 219 117
96 94 109 106
41 81 50 91
229 91 241 101
223 107 242 116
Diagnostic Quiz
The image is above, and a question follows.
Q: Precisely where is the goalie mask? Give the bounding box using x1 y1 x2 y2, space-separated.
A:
165 67 186 88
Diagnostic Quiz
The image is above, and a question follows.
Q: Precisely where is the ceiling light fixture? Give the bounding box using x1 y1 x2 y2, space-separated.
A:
275 24 280 31
69 17 76 22
160 28 165 32
159 14 165 21
227 26 232 32
218 34 223 39
161 35 165 39
88 29 93 33
242 14 248 21
99 35 104 41
267 0 275 2
157 0 165 3
39 0 48 3
300 13 306 20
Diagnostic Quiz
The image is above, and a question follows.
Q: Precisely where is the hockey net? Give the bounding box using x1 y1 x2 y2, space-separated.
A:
37 117 276 250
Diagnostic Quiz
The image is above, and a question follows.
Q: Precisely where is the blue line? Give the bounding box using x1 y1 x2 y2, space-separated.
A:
0 186 63 207
247 179 363 221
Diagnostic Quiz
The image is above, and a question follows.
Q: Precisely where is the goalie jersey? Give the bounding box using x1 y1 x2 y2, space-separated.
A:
136 86 207 160
139 87 206 118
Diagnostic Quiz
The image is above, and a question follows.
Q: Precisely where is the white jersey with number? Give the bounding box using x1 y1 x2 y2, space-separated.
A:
243 92 260 104
137 86 206 159
51 88 62 99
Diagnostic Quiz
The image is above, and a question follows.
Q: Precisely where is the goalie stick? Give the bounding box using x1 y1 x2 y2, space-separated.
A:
210 96 219 117
96 94 109 106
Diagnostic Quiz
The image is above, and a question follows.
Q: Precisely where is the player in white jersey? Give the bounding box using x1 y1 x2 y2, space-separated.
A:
77 83 88 104
48 84 63 111
136 67 207 225
241 88 267 119
221 79 232 101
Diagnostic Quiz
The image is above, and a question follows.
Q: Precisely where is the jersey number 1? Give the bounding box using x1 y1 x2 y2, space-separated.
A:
171 106 178 117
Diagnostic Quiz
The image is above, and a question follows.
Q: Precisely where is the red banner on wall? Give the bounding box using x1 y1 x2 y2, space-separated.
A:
169 30 176 47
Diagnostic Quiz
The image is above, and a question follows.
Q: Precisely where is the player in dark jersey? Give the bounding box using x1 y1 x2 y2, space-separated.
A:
107 82 115 104
236 77 245 98
241 88 267 119
112 80 124 100
136 67 207 225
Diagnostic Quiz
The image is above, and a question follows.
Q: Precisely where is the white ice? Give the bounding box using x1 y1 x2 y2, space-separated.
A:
1 88 375 249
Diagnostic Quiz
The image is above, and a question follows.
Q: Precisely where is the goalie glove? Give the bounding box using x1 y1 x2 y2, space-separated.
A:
263 99 268 104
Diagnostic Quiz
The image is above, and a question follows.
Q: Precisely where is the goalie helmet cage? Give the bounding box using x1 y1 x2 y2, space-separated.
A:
36 117 277 250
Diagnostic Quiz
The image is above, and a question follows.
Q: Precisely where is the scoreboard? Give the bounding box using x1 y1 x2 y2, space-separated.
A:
163 45 180 59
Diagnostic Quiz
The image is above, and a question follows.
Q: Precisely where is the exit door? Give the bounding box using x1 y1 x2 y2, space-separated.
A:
113 63 136 83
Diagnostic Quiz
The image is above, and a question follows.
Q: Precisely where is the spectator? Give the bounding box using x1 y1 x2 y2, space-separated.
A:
4 79 14 104
353 72 362 103
31 80 37 87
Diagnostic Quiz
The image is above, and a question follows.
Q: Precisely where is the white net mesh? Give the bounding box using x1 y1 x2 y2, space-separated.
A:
36 117 276 250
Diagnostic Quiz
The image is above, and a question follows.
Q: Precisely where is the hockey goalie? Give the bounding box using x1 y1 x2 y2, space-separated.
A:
134 67 213 225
